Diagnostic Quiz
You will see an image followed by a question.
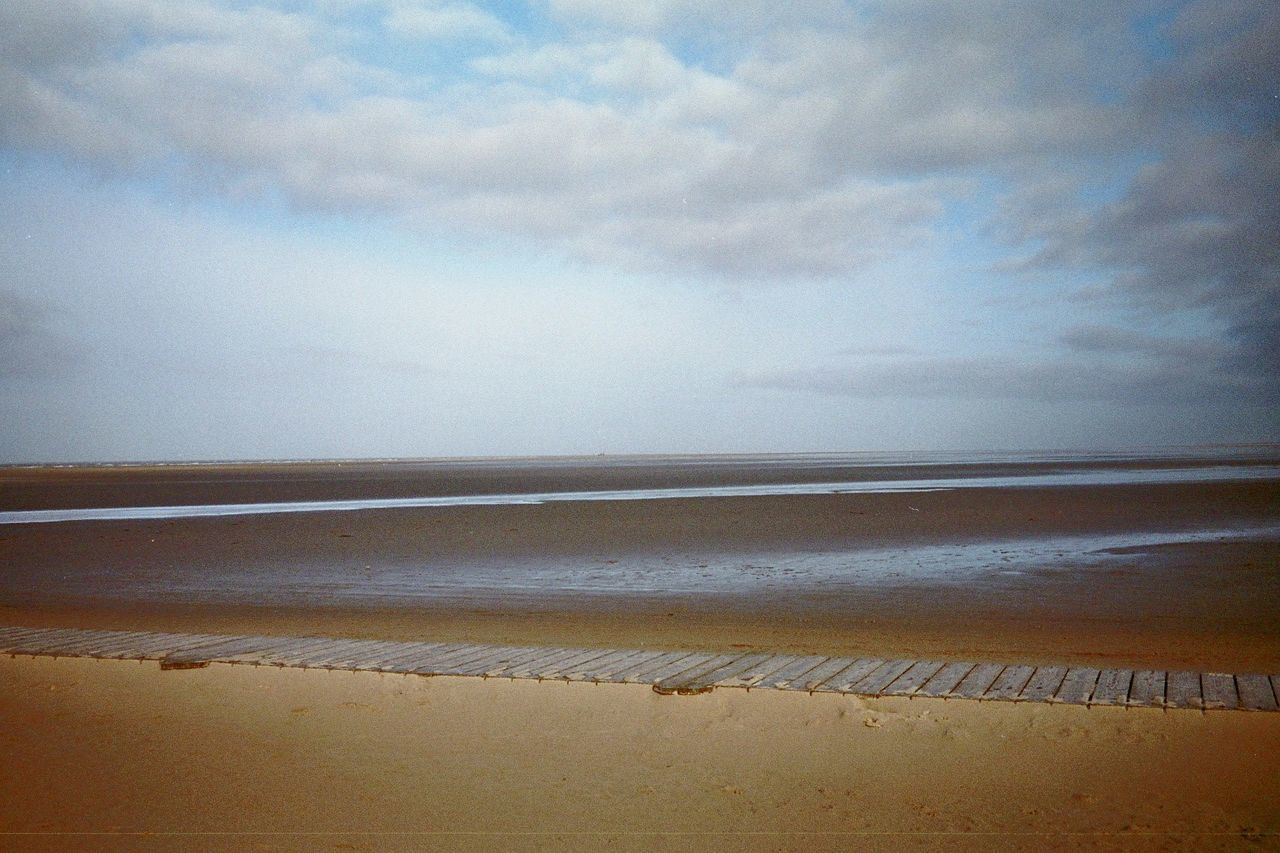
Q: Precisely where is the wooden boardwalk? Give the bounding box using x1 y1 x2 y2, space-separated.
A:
2 625 1277 711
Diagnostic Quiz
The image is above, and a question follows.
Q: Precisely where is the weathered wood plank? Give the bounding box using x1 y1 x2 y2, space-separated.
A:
752 656 829 690
985 665 1035 701
453 647 546 676
272 638 364 668
0 628 54 652
428 645 523 676
320 640 404 666
568 649 660 681
815 658 886 694
951 663 1006 699
716 655 799 688
330 640 414 666
613 651 699 683
850 660 916 697
789 657 860 692
882 661 946 697
1091 669 1133 705
677 654 775 691
3 629 92 655
535 648 623 679
365 642 444 668
1236 674 1279 711
481 646 579 677
503 647 591 679
245 637 347 666
548 648 636 680
1201 673 1238 710
655 654 746 692
376 643 475 672
165 635 290 664
1273 676 1280 708
1127 670 1166 707
1018 666 1068 702
35 630 123 655
916 662 975 698
1053 668 1100 705
409 644 505 673
74 632 163 657
1165 671 1202 709
637 653 715 684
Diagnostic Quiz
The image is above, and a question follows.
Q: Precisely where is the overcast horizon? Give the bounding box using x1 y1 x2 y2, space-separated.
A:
2 1 1277 463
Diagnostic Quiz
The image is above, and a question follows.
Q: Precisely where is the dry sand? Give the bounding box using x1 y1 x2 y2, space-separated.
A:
2 654 1278 851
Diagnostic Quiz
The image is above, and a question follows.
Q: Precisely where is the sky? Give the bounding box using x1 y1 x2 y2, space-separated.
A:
1 0 1276 462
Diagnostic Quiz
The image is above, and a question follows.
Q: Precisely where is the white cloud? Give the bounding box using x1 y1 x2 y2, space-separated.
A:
384 2 511 43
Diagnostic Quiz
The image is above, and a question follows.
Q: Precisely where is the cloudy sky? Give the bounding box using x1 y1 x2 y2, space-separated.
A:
1 0 1276 461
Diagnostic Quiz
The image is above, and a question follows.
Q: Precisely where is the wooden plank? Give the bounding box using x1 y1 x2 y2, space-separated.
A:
75 632 163 657
815 658 886 694
468 646 565 677
164 635 286 664
502 647 590 679
35 631 125 657
916 662 975 698
614 651 700 683
567 649 661 681
75 633 171 659
787 657 859 692
365 642 452 670
0 628 53 652
339 641 412 668
985 665 1035 701
531 648 622 678
655 654 746 693
752 656 829 690
1201 673 1238 710
851 660 917 697
259 635 360 666
716 655 799 688
1091 669 1133 705
1053 668 1100 705
444 645 538 676
245 637 346 666
3 628 91 655
1165 671 1202 709
1236 674 1279 711
318 640 399 666
882 661 946 697
1127 670 1166 707
951 663 1006 699
450 647 546 676
377 643 474 673
676 654 775 691
35 630 123 655
636 653 715 684
407 644 502 673
1272 675 1280 708
1018 666 1068 702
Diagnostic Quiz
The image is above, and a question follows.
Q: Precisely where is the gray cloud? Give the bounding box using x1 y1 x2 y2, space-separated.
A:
740 352 1273 407
0 0 1218 282
0 290 82 380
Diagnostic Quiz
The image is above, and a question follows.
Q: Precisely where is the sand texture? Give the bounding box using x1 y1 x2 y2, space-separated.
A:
2 655 1278 851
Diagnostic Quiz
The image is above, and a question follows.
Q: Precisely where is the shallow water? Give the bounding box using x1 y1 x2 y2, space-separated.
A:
14 522 1276 607
3 464 1278 525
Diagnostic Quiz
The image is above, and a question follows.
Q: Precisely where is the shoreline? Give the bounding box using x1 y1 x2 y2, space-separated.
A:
3 479 1277 671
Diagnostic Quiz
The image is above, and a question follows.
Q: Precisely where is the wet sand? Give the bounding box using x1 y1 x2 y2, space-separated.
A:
1 461 1277 671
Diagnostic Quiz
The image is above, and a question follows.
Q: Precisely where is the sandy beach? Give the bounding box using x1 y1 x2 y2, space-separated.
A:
2 654 1278 850
2 455 1278 847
